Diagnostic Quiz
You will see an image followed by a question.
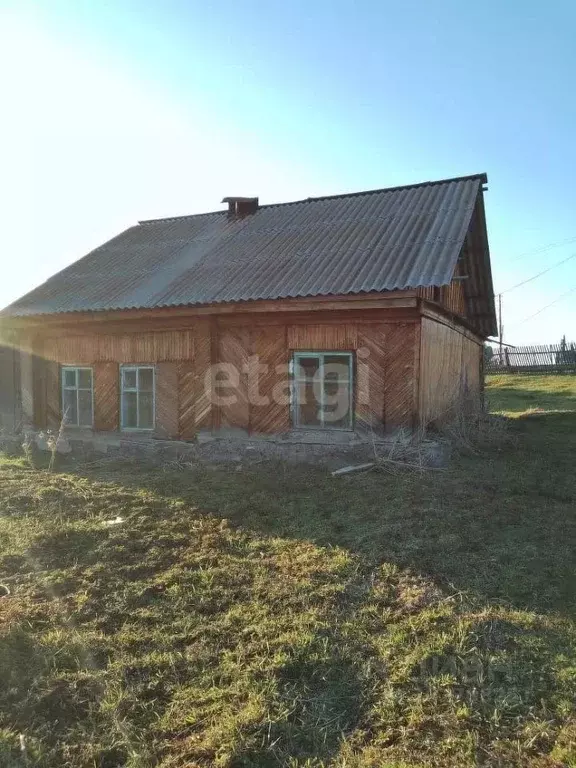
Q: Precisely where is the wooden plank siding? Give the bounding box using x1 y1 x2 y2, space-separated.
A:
251 326 290 434
356 324 386 431
32 354 48 430
177 362 196 439
0 344 21 432
441 279 467 316
28 317 419 436
417 277 466 318
93 362 119 431
45 360 61 430
287 324 358 350
18 290 483 437
43 330 194 365
155 362 180 438
193 319 212 431
383 323 418 429
218 328 250 431
20 347 35 428
418 316 482 425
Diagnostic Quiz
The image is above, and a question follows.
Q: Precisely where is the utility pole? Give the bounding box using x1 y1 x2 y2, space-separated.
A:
498 293 503 364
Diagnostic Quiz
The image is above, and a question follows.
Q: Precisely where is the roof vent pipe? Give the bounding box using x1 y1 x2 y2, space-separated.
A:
222 196 259 217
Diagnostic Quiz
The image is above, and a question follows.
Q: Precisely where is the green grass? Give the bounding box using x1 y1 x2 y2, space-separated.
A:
486 373 576 416
0 375 575 766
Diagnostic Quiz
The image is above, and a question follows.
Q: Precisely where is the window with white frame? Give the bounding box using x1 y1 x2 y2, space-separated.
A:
121 366 155 430
61 367 93 427
292 352 353 429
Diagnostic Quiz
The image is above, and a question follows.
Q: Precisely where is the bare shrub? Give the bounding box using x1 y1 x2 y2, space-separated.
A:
435 393 513 455
21 434 35 469
371 425 450 474
47 409 71 472
371 387 512 473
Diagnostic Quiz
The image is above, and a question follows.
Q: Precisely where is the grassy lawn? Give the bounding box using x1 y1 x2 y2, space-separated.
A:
486 374 576 416
0 376 575 767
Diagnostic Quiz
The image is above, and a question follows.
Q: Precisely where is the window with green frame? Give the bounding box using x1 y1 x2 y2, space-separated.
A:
121 366 155 430
61 367 93 427
291 351 353 429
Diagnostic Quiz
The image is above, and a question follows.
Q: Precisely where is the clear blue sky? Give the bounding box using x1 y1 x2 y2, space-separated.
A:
1 0 575 343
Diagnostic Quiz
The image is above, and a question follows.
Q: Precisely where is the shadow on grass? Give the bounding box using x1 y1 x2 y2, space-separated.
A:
0 619 139 767
28 527 106 570
228 635 366 766
2 411 576 765
67 410 576 621
0 536 373 764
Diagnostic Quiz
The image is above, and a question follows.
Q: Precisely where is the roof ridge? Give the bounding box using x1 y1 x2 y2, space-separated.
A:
139 209 227 225
293 172 488 205
138 173 488 226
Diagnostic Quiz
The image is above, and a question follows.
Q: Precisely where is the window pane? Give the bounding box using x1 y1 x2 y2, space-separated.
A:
78 369 92 389
292 353 353 429
323 354 351 369
63 389 78 425
297 381 321 426
323 357 351 383
63 369 77 388
123 369 137 389
322 407 352 429
139 393 154 429
295 356 320 380
78 390 93 426
122 392 138 428
322 383 352 429
138 368 154 392
324 378 343 397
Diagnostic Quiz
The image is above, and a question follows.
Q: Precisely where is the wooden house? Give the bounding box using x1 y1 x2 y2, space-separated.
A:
1 174 496 441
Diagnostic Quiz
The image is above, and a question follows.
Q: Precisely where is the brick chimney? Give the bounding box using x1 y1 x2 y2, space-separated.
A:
222 196 259 217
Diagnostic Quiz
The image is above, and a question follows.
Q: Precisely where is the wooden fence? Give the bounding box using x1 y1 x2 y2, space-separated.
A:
486 343 576 374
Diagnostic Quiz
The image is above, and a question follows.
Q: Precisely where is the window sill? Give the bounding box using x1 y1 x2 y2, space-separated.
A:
60 425 95 436
291 425 355 432
120 428 155 433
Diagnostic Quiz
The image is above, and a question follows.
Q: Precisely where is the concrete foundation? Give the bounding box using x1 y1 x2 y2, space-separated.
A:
1 426 450 470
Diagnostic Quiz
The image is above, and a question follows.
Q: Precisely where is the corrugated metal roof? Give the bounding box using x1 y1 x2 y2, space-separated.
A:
3 173 495 333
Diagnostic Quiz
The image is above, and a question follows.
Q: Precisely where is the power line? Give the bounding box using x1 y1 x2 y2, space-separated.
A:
500 252 576 294
514 285 576 325
509 235 576 262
